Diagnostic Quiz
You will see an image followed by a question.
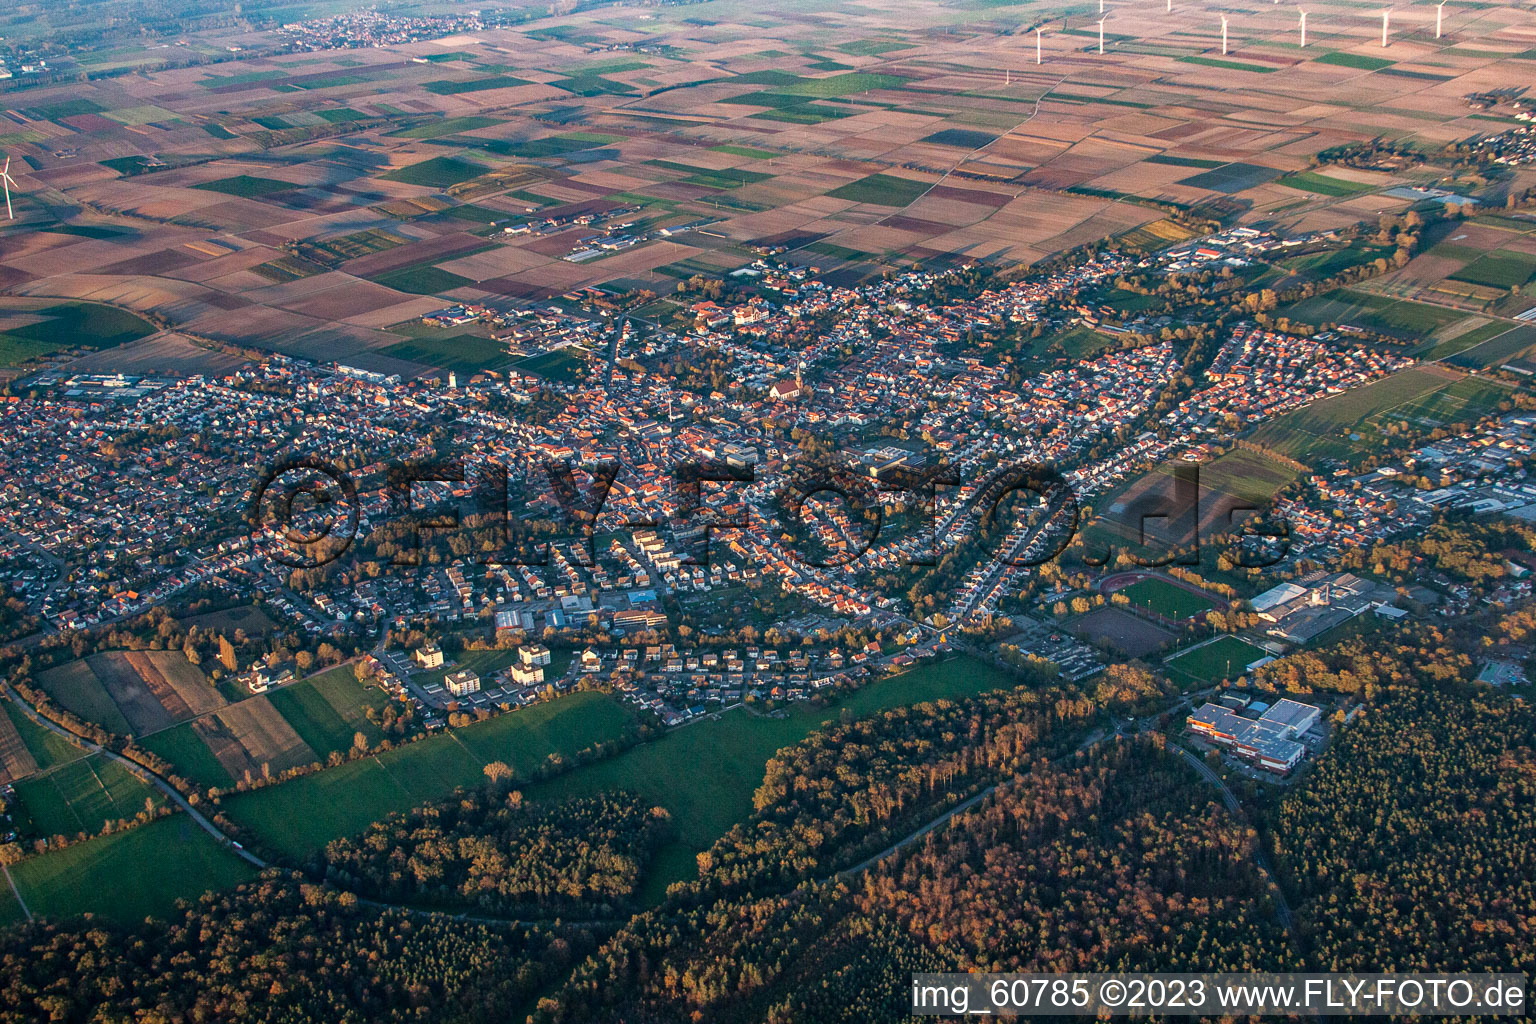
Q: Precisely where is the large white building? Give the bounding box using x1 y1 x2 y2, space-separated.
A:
445 669 481 698
1187 697 1321 773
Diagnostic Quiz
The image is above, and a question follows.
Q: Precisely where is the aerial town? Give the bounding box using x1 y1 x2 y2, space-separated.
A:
0 0 1533 1018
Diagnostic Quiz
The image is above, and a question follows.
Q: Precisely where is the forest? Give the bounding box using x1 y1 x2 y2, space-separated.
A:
0 874 594 1024
319 790 671 917
531 738 1294 1023
1271 688 1536 974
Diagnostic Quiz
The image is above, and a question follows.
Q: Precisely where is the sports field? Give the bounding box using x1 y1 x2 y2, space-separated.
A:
1164 635 1270 685
1115 578 1215 621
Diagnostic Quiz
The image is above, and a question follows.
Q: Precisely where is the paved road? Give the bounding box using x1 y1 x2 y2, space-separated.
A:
1 682 269 870
1171 742 1295 937
2 682 615 931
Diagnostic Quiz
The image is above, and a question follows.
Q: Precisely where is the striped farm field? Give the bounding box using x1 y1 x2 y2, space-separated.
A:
266 666 391 757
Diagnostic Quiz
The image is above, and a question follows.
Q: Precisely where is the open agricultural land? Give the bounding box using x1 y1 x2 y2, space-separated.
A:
0 0 1531 380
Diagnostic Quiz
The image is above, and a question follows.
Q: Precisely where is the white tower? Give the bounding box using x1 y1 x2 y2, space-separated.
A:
1221 14 1229 54
1298 8 1307 47
1435 0 1446 38
1381 7 1390 46
0 158 16 220
1098 17 1106 53
1036 25 1042 64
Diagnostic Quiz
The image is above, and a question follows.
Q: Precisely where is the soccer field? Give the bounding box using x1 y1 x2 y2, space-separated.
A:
1117 578 1216 621
1165 636 1269 685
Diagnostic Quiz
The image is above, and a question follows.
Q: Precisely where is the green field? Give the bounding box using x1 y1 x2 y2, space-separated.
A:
826 172 930 206
422 75 530 95
11 754 162 840
35 661 133 736
1249 366 1479 462
191 174 297 197
777 72 903 97
1276 289 1467 340
1164 635 1269 685
369 263 476 295
382 333 512 373
379 156 488 188
515 347 587 382
2 699 85 771
1116 578 1216 621
1316 52 1393 71
1277 171 1375 197
533 656 1019 900
221 690 636 859
138 721 235 790
10 815 257 924
709 144 779 159
1449 251 1536 290
920 128 996 149
390 115 502 140
268 667 391 757
9 655 1025 920
0 301 156 366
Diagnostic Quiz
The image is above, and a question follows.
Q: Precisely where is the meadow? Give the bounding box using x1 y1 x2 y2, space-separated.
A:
532 656 1020 899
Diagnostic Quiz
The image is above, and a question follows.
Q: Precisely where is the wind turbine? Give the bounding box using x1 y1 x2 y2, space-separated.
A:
1099 0 1104 14
1298 7 1307 47
1036 25 1043 64
1221 14 1229 54
1435 0 1446 38
1381 7 1390 46
0 157 15 220
1098 16 1107 53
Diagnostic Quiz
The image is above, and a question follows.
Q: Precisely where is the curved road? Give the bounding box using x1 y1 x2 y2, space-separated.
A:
1170 742 1295 937
1 681 268 870
2 682 613 931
